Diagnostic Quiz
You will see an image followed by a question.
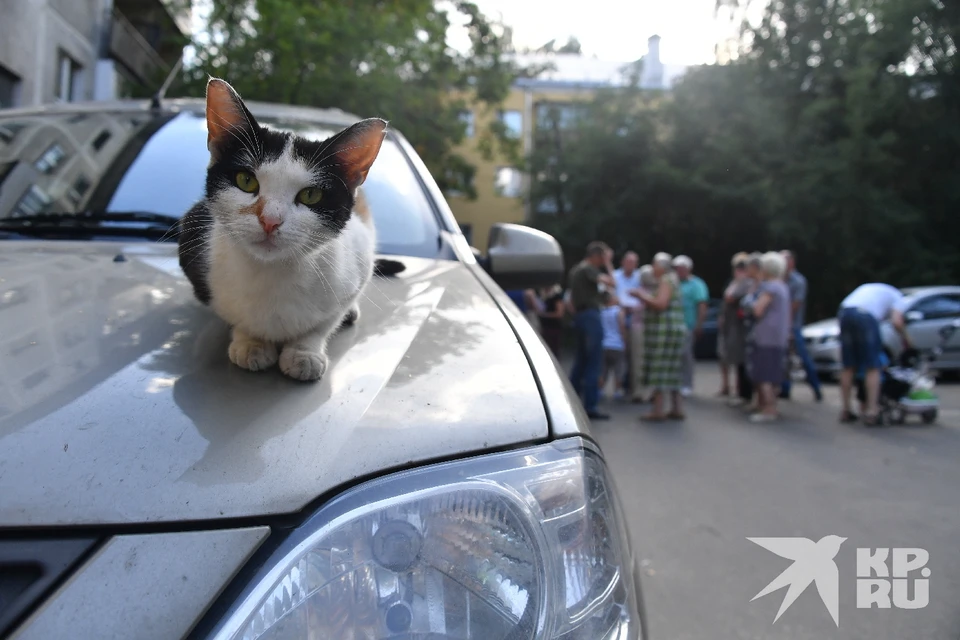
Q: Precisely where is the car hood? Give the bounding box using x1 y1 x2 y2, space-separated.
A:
802 318 839 337
0 242 547 527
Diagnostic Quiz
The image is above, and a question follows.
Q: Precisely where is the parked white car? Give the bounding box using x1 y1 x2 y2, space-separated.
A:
802 286 960 377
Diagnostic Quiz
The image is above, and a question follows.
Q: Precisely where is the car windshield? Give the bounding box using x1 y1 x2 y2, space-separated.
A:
0 109 441 257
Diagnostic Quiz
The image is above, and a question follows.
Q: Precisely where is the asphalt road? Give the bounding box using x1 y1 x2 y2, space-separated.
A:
590 363 960 640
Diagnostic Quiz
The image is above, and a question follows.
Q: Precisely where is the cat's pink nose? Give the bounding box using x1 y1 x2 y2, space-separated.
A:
259 217 281 234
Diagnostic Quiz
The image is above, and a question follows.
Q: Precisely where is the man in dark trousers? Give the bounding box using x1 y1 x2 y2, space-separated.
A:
837 282 912 425
568 241 615 420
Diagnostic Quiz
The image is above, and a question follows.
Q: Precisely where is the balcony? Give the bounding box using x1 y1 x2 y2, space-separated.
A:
108 0 189 85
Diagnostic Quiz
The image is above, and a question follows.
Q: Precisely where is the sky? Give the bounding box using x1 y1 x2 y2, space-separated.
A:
452 0 742 65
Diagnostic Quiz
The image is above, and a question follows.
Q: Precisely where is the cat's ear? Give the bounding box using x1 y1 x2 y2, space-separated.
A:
205 78 259 158
326 118 388 190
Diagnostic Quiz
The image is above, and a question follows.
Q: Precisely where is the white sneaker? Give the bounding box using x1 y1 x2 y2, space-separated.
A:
680 387 692 397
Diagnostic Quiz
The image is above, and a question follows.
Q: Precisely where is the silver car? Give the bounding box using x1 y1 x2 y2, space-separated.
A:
0 101 645 639
802 286 960 376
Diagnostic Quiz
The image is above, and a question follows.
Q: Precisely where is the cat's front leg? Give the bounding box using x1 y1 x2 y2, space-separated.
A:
228 327 279 372
279 317 339 382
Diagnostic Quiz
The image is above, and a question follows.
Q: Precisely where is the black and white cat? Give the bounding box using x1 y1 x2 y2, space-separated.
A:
178 78 387 381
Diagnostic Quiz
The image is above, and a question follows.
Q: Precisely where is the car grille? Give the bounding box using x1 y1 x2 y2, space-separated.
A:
0 538 98 636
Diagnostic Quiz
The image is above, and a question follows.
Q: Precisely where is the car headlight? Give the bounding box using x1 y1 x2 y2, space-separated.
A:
207 438 640 640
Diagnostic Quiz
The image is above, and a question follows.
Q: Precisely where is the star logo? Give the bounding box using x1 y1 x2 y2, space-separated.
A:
748 535 847 626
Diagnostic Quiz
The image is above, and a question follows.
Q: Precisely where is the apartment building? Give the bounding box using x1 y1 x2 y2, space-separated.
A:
450 35 687 252
0 0 189 109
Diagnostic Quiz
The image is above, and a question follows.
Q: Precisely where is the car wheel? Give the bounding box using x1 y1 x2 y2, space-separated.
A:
921 409 938 425
888 407 906 425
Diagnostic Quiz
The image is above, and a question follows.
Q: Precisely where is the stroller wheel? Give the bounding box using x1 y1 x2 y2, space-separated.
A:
888 407 906 425
921 409 938 425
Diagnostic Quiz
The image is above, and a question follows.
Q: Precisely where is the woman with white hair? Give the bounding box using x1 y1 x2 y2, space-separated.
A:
632 252 688 420
626 264 657 403
745 251 792 422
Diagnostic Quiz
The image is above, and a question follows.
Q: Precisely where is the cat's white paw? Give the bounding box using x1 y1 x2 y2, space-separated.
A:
279 347 328 381
228 337 278 372
342 305 360 326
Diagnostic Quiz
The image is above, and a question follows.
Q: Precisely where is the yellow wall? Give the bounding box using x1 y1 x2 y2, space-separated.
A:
447 85 598 252
446 88 526 252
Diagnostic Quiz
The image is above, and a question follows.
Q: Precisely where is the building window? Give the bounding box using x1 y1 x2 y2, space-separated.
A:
535 103 583 130
499 110 522 139
458 110 475 138
68 175 92 205
13 185 53 217
494 166 523 198
91 130 112 151
35 144 67 174
0 64 21 109
444 167 474 198
56 51 83 102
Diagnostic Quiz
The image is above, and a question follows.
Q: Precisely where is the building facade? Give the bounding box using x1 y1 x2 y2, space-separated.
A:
0 0 189 110
449 35 687 252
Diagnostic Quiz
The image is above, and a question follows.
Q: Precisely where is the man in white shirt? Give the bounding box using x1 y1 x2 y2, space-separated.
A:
613 252 641 394
837 283 913 425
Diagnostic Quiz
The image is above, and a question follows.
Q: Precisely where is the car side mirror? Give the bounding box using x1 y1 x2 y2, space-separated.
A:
485 223 564 290
904 310 924 323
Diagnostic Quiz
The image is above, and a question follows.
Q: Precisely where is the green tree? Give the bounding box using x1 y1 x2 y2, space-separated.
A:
178 0 544 198
532 0 958 319
721 0 960 309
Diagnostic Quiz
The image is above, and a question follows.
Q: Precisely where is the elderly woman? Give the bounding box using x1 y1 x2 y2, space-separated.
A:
745 251 792 422
627 264 657 403
632 252 688 420
718 253 751 404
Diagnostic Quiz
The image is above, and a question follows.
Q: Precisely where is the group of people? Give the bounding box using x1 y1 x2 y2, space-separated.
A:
715 250 822 422
512 242 914 427
555 243 824 423
561 242 711 421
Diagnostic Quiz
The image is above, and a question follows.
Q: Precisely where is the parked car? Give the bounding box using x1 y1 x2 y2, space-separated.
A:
802 286 960 377
0 100 646 639
693 298 721 360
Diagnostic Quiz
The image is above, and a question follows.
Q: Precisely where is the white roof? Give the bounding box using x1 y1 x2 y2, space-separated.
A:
513 53 635 85
511 53 689 89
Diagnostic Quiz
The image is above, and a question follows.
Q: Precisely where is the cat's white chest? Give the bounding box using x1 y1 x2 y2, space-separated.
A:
207 220 373 342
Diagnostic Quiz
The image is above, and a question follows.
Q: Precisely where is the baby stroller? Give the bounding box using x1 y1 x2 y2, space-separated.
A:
856 318 960 425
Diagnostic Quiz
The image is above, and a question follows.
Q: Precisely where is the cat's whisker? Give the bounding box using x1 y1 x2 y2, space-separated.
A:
313 246 387 312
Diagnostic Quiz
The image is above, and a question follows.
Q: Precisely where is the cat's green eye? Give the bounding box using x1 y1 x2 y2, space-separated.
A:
297 187 323 206
235 170 259 193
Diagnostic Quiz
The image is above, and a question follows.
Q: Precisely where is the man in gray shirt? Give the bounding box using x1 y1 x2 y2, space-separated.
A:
780 251 823 401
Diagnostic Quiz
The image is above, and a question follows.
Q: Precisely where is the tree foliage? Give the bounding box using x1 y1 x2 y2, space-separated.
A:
529 0 959 319
177 0 542 197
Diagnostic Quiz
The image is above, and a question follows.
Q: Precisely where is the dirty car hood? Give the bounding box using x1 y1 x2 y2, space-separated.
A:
0 242 547 526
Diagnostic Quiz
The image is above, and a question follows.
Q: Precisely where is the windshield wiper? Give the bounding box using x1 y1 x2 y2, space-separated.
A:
0 211 180 241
